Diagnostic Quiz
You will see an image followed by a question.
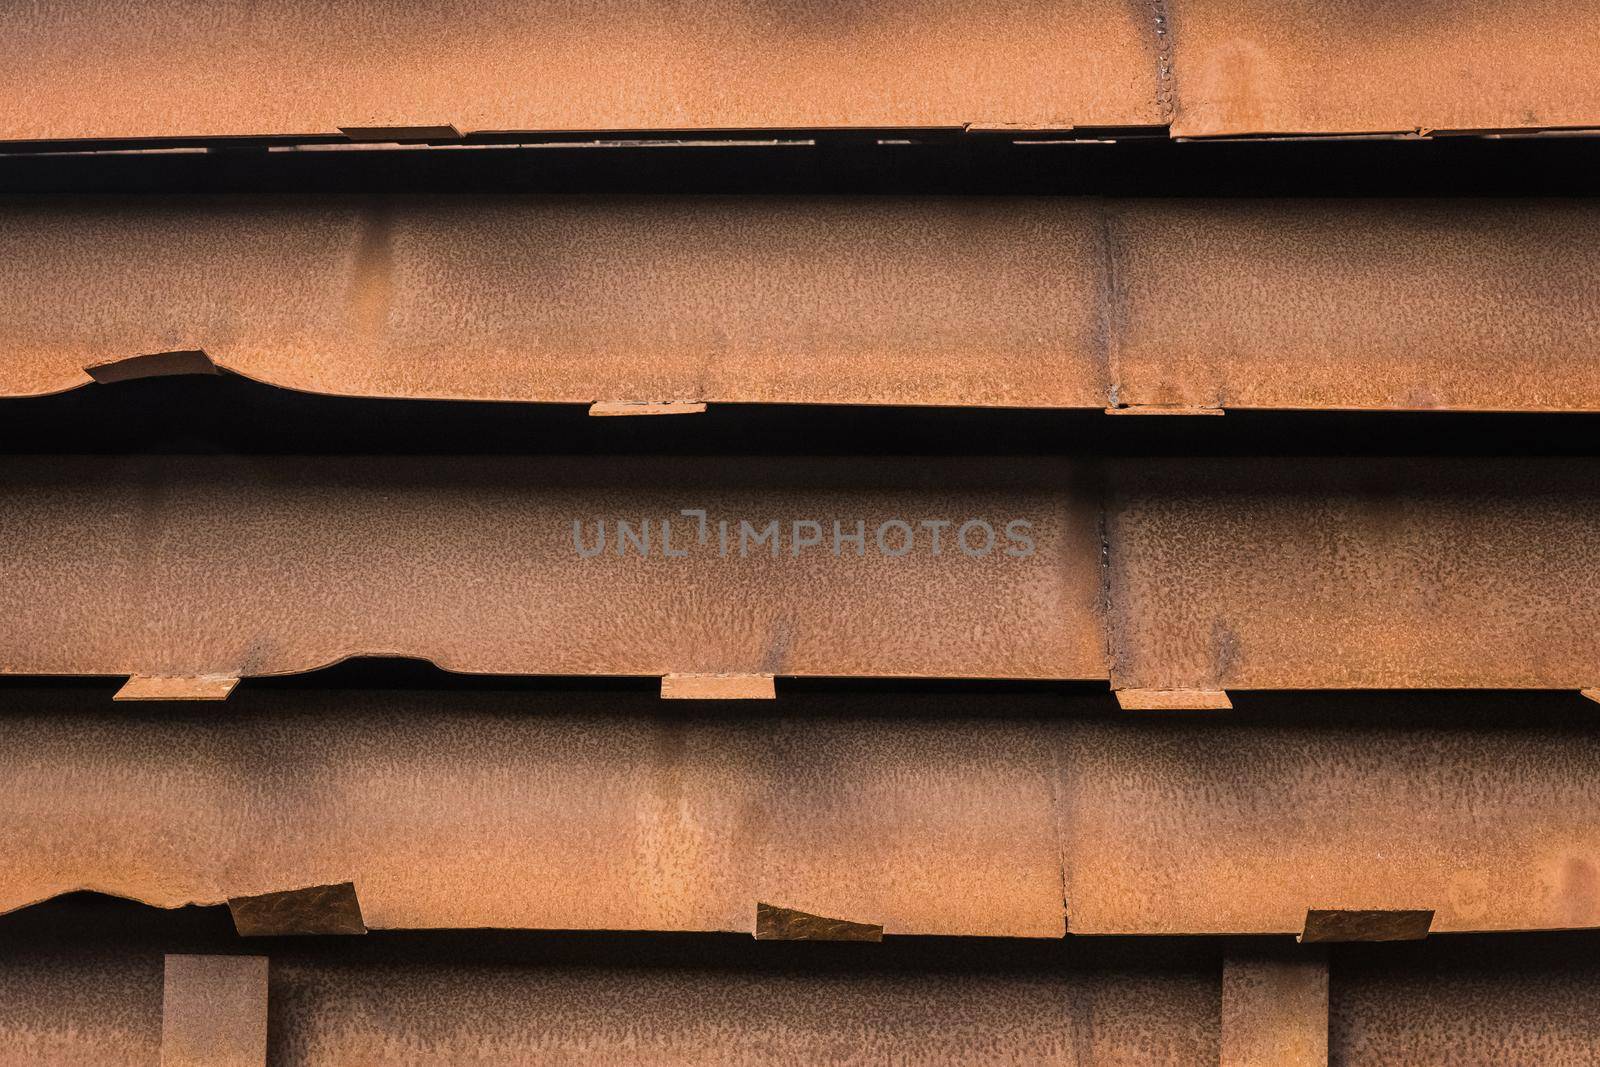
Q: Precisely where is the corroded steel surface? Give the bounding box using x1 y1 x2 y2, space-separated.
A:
6 914 1600 1065
1057 692 1600 936
1106 459 1600 691
1061 694 1600 934
0 933 1219 1067
160 955 267 1067
5 197 1599 411
2 0 1596 141
0 196 1109 408
0 686 1070 936
1169 0 1600 136
6 455 1600 689
0 455 1102 682
0 0 1158 142
1108 200 1600 412
1221 950 1327 1067
3 687 1598 937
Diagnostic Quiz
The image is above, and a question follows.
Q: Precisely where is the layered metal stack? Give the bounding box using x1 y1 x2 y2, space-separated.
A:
2 3 1599 1065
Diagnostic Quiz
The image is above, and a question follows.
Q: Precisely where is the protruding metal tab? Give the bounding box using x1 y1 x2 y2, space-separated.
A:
228 881 367 937
1300 908 1433 943
755 902 882 942
661 673 776 700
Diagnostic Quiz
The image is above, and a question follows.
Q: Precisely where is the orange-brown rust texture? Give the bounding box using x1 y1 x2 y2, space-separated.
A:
4 686 1600 937
0 686 1073 937
1222 949 1328 1067
1056 691 1600 936
0 932 1225 1066
1105 459 1600 691
0 196 1110 407
160 955 267 1067
0 0 1158 142
1107 200 1600 412
1168 0 1600 135
0 455 1102 683
6 197 1600 411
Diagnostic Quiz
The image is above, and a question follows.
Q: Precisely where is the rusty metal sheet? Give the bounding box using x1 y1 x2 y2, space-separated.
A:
0 685 1069 936
1332 934 1600 1064
0 930 1220 1067
1059 694 1600 935
1108 200 1600 412
160 955 267 1067
0 0 1159 143
0 455 1102 682
1221 949 1328 1067
6 196 1600 412
1168 0 1600 136
0 196 1109 408
1105 459 1600 691
6 687 1600 938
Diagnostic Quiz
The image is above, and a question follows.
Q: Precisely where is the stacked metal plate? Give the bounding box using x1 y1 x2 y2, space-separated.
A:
2 3 1598 1064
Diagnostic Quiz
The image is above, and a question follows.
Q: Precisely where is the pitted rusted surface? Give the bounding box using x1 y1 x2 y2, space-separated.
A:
1105 459 1600 691
1109 200 1600 411
0 686 1068 936
1168 0 1600 135
1222 949 1327 1067
1332 935 1600 1064
0 454 1102 681
8 919 1600 1065
0 0 1158 142
3 687 1599 937
1059 694 1600 935
0 931 1220 1066
6 196 1600 411
0 196 1109 408
160 955 268 1067
3 0 1596 142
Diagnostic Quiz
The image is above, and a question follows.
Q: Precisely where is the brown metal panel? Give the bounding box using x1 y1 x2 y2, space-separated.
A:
6 688 1600 937
1105 459 1600 691
8 196 1600 412
0 687 1068 936
1331 937 1600 1064
0 196 1110 408
160 955 267 1067
0 0 1160 142
1222 949 1328 1067
1109 200 1600 412
1059 696 1600 935
1169 0 1600 135
0 934 1222 1067
0 455 1103 682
